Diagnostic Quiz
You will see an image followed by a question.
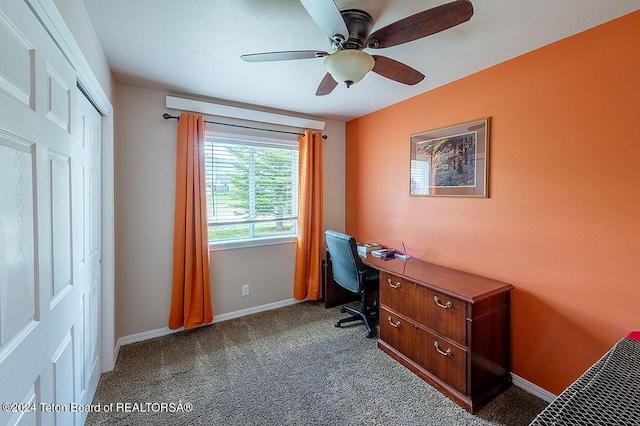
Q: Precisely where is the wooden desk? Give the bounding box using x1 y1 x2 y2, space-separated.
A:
362 255 514 414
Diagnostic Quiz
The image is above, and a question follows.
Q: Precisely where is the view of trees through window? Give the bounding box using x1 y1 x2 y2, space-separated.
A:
205 137 298 242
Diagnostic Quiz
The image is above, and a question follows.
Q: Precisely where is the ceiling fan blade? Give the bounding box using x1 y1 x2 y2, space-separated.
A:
367 0 473 49
372 56 424 85
299 0 348 43
316 73 338 96
241 50 328 62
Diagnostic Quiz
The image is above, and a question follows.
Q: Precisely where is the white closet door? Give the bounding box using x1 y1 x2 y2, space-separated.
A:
73 88 102 425
0 1 95 425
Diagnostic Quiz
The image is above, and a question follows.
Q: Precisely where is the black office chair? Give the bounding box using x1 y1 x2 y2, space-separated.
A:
325 230 379 338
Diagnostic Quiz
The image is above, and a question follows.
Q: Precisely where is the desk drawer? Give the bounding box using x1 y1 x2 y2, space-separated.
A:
379 308 421 363
380 272 467 345
381 307 466 394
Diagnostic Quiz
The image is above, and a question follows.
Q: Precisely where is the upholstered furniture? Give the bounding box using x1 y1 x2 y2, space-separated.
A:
324 231 379 338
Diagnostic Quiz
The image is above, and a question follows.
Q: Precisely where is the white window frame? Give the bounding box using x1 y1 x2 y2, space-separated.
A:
205 131 299 251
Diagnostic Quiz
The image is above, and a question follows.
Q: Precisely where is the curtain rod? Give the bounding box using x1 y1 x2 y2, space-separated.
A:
162 113 327 139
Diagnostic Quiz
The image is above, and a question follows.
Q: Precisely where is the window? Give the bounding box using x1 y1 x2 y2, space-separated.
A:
205 134 299 245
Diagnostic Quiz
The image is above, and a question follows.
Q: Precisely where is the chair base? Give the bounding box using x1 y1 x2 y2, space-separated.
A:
334 305 378 338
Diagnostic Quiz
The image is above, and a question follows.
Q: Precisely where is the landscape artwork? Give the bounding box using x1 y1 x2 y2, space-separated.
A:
410 118 488 197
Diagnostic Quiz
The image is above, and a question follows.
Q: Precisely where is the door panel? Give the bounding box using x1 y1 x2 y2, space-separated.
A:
52 332 75 426
50 151 72 303
0 8 35 110
45 65 72 133
6 385 38 425
73 88 102 424
0 137 36 347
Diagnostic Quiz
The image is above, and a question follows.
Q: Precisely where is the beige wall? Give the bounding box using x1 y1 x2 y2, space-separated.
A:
53 0 113 99
114 83 346 339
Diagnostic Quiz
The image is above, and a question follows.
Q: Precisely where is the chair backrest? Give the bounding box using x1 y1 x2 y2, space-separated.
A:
325 230 366 294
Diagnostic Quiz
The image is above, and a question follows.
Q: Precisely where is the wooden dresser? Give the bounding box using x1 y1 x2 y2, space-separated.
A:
363 256 514 414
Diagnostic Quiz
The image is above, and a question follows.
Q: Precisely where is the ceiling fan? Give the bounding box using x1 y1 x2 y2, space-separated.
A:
241 0 474 96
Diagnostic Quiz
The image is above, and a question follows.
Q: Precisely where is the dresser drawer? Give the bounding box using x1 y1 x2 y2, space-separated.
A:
381 307 467 394
380 272 467 345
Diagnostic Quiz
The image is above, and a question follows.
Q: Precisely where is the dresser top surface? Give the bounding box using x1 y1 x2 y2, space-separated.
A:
363 256 514 302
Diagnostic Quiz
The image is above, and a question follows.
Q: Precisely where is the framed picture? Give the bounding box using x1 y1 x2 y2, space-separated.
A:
410 118 489 197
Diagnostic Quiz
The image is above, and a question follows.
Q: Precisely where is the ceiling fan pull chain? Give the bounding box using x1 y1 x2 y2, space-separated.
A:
331 34 345 51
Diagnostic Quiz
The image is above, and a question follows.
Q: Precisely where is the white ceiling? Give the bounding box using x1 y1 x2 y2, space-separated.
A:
83 0 640 122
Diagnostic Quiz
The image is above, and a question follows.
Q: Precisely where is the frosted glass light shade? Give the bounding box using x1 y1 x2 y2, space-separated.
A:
323 50 375 87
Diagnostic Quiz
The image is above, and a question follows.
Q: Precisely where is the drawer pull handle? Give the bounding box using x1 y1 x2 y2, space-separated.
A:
388 278 401 289
434 341 452 356
433 296 452 309
387 316 401 328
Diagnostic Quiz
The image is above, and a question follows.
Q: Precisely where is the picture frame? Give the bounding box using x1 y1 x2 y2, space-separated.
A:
410 118 489 197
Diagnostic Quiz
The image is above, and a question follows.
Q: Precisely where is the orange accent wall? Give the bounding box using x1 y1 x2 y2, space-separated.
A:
345 11 640 395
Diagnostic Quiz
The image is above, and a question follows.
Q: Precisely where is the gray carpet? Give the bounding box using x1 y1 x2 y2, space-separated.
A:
87 301 547 425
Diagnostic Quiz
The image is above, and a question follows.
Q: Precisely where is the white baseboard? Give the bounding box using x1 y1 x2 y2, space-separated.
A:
116 298 302 348
112 340 121 367
511 373 556 403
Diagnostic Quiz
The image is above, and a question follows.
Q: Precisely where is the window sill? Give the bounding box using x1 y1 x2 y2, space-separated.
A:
209 235 297 252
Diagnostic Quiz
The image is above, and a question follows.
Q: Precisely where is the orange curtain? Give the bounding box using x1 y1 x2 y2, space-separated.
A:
169 113 213 330
294 130 324 300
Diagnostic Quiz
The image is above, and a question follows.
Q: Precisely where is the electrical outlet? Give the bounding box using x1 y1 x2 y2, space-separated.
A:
242 284 250 297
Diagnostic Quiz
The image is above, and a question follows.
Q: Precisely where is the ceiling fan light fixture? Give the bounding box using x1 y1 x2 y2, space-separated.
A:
323 49 374 88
